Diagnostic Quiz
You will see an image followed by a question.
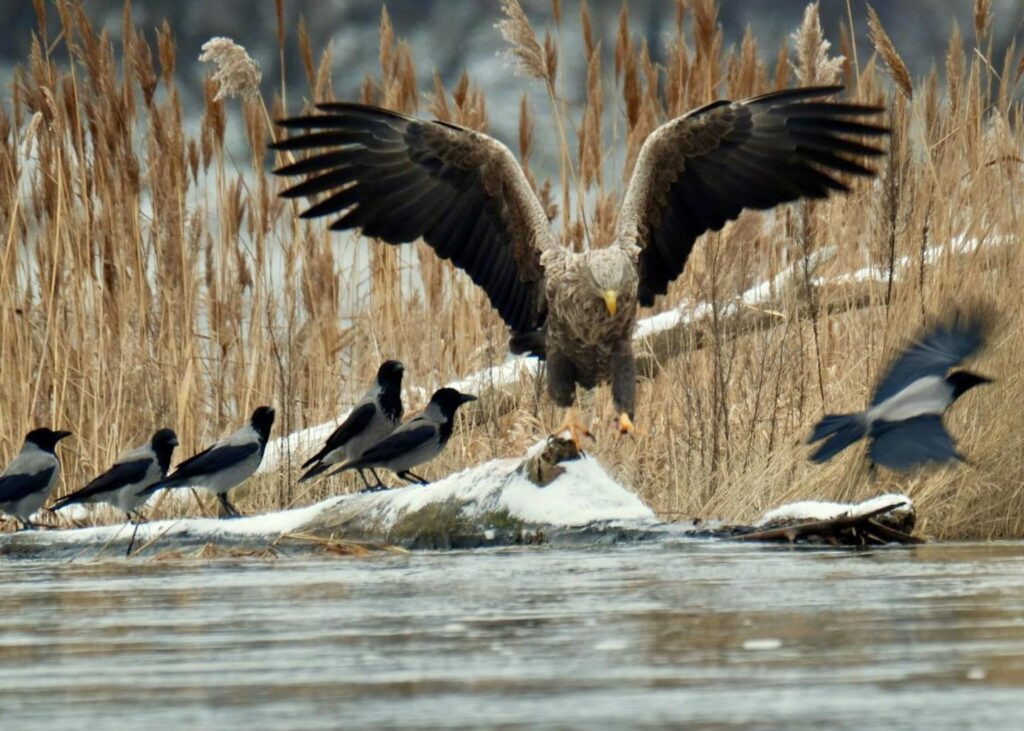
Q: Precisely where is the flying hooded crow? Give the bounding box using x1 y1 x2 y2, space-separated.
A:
138 407 275 517
808 314 992 471
299 360 404 486
52 428 179 519
0 428 72 530
326 387 476 489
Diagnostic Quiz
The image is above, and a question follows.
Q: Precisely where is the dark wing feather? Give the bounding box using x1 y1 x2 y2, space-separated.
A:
869 416 961 471
618 86 888 305
347 424 436 469
871 316 988 406
53 459 150 508
271 103 551 336
161 443 258 486
0 467 55 503
302 402 377 468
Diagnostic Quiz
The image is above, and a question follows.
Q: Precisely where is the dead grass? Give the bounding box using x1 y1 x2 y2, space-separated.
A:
2 0 1022 539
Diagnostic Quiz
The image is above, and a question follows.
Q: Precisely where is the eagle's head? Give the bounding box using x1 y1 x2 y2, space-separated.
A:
586 246 638 318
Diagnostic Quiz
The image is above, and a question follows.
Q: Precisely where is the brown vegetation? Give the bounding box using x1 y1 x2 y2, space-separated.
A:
1 0 1021 539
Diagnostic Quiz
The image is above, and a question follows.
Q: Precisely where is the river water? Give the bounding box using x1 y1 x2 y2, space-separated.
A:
1 540 1023 730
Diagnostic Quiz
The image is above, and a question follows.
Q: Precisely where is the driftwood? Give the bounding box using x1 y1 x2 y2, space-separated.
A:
700 502 921 546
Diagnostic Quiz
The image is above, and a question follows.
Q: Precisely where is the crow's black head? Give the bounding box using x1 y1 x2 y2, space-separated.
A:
250 406 276 442
151 428 179 473
429 388 477 418
947 370 993 400
25 428 72 453
377 360 405 388
376 360 405 422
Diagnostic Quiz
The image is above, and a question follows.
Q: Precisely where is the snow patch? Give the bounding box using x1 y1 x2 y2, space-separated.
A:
755 493 912 527
328 441 656 529
11 498 337 551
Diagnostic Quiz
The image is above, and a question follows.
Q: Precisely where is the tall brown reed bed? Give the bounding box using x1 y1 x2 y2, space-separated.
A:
1 0 1021 538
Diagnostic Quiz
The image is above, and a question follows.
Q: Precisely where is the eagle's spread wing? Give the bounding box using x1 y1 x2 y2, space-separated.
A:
871 315 988 407
617 85 887 305
271 103 552 336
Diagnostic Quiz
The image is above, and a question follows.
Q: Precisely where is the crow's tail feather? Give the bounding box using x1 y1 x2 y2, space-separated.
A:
301 448 327 470
298 461 330 483
49 494 76 512
808 413 866 463
136 480 170 498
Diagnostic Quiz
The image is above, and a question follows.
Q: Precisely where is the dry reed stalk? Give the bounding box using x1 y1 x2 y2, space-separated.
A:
866 5 913 100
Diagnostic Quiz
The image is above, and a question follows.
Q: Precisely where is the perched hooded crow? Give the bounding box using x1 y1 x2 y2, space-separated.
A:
299 360 404 486
808 315 992 471
0 428 72 530
327 387 477 489
52 429 179 519
138 407 275 518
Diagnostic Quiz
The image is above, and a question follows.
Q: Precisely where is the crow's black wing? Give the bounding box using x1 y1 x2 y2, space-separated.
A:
164 443 258 484
869 416 961 471
53 459 150 508
349 425 436 468
871 316 989 406
0 467 55 503
302 402 377 468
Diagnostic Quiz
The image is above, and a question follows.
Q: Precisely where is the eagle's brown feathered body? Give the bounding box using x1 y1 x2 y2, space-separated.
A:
541 246 639 411
271 86 887 428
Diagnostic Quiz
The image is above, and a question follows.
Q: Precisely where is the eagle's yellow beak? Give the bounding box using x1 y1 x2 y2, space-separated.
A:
603 290 618 317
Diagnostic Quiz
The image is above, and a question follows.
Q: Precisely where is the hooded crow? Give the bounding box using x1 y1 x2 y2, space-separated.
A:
327 388 477 489
137 406 275 517
0 428 72 530
52 429 179 519
299 360 404 486
808 314 992 471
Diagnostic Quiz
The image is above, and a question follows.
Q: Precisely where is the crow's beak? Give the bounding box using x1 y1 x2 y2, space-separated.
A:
54 430 73 441
170 437 180 447
603 290 618 317
461 394 478 404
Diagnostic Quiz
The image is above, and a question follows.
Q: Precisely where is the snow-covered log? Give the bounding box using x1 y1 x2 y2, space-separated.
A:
0 439 658 559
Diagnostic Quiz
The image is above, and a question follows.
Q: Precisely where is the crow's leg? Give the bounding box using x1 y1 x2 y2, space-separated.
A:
218 493 241 519
369 468 385 486
398 470 429 485
358 483 389 494
126 515 143 557
356 470 374 491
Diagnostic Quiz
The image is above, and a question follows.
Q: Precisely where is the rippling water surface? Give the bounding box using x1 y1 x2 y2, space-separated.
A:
2 541 1023 730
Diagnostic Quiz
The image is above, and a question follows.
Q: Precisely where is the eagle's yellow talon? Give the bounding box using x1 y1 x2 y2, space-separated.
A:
618 413 635 435
554 408 593 451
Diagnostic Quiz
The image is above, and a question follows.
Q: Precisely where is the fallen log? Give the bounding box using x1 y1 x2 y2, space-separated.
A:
0 439 920 560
